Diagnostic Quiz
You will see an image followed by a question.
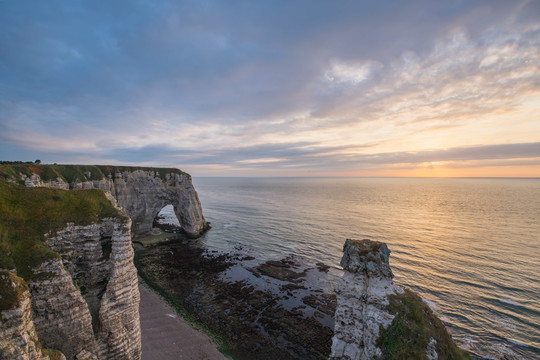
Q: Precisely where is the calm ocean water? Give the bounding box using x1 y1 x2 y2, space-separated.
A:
160 177 540 359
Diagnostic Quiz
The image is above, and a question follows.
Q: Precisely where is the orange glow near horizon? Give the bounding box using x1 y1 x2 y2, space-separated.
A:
381 165 540 178
183 159 540 178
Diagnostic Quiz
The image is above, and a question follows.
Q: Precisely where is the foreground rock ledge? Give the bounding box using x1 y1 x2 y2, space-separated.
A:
330 239 471 360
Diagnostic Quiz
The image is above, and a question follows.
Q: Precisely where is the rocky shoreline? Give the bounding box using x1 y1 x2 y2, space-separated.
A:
134 224 337 359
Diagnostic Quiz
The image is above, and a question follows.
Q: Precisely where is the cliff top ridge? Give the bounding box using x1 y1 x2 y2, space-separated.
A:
0 163 191 185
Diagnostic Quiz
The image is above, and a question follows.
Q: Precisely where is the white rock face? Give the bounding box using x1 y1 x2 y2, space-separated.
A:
104 170 207 237
1 218 141 360
330 239 402 360
23 173 69 189
0 271 63 360
42 219 141 360
426 337 438 360
24 169 208 237
28 258 99 358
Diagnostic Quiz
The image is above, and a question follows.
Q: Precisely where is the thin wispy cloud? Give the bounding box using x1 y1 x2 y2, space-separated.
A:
1 0 539 176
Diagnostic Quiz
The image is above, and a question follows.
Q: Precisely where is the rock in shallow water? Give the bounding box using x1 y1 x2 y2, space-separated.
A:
330 239 471 360
330 239 401 360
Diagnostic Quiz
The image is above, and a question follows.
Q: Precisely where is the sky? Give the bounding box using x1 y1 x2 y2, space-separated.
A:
1 0 539 177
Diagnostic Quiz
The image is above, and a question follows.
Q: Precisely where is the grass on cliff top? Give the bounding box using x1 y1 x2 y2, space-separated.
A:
0 180 126 281
0 163 190 185
345 238 385 255
377 288 472 360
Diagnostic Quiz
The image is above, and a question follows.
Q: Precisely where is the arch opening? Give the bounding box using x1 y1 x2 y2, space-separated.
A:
153 204 183 234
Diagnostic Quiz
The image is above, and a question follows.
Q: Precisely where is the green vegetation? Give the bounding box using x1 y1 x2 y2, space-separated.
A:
41 349 65 360
0 270 28 311
0 180 126 281
346 238 384 256
377 288 471 360
0 163 190 185
134 249 238 359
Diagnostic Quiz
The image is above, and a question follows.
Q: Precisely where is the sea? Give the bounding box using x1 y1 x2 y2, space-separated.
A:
158 177 540 359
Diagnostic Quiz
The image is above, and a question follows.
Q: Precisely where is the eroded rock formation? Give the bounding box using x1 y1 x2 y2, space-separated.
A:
0 166 211 359
1 218 140 360
0 271 65 360
330 239 470 360
20 166 208 237
330 239 402 360
0 218 141 360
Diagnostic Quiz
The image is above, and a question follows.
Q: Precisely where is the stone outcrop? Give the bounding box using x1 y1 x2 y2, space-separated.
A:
34 218 141 360
20 166 208 237
0 217 141 360
330 239 402 360
330 239 470 360
28 258 98 358
0 271 64 360
0 165 208 360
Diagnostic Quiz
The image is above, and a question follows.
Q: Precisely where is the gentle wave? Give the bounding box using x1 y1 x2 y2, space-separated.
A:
498 297 523 308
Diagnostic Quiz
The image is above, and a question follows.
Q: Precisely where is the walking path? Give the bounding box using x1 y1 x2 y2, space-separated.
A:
138 278 227 360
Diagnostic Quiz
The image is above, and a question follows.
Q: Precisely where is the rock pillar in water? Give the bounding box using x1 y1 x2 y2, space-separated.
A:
329 239 402 360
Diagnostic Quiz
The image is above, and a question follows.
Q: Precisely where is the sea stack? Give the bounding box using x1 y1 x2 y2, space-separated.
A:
330 239 402 360
330 239 470 360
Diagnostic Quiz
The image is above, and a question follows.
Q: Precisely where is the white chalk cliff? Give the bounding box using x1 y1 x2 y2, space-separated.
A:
22 167 208 237
1 165 200 359
1 218 141 360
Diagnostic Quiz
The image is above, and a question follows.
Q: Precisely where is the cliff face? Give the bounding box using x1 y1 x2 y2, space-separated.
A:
2 164 208 237
0 271 64 360
1 219 141 360
0 181 141 360
104 170 207 237
38 220 141 359
330 239 470 360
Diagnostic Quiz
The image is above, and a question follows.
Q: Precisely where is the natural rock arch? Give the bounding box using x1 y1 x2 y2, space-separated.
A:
18 166 209 237
105 170 209 237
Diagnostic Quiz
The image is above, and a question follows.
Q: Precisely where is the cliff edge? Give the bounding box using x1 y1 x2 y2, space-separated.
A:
330 239 471 360
0 180 140 360
0 164 208 237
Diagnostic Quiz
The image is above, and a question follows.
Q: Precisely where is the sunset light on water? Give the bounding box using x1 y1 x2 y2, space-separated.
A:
1 1 539 360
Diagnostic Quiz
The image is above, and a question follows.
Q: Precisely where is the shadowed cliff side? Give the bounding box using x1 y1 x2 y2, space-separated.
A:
0 164 209 238
330 239 471 360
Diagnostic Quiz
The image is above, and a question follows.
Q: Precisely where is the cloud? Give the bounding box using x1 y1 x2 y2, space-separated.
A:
0 0 539 176
325 61 382 85
351 142 540 165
